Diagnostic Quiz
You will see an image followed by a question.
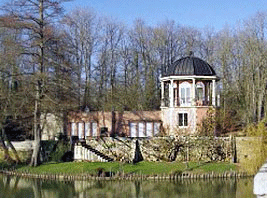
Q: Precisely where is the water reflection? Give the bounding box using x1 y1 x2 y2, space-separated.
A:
0 174 255 198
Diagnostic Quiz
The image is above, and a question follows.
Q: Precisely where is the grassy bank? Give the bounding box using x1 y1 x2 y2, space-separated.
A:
0 161 237 176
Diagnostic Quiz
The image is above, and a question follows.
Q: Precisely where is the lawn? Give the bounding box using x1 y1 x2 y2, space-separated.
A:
5 161 237 176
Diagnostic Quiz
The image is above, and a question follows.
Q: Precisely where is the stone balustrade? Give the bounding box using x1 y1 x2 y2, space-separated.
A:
74 143 109 162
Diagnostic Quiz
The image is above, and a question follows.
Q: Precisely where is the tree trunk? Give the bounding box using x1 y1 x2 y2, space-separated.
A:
6 139 21 164
0 128 14 163
30 83 41 166
30 0 44 167
0 139 12 162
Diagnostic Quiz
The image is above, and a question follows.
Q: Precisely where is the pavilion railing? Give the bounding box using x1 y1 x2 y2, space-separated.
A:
161 97 212 107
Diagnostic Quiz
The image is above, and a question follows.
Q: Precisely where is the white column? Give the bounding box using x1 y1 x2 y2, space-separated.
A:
74 143 82 161
217 94 220 107
82 146 85 160
174 86 177 107
212 79 216 106
89 150 92 161
74 144 77 160
161 81 164 106
192 78 196 106
170 80 174 107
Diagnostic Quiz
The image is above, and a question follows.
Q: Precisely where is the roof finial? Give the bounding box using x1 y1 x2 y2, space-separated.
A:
189 51 194 57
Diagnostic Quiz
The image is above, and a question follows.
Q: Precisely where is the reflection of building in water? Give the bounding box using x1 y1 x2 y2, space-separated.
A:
3 176 32 189
0 175 255 198
74 180 95 192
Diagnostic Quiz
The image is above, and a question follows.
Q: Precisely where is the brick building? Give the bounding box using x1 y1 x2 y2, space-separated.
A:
160 53 220 135
42 54 219 140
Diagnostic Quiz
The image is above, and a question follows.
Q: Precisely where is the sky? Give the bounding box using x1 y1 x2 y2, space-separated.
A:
63 0 267 31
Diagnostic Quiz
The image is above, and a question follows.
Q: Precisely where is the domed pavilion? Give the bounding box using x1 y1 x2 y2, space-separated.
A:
160 53 219 135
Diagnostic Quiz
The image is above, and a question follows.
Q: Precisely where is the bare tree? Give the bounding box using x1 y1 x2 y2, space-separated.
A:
0 26 30 163
1 0 69 166
94 17 124 110
63 7 100 108
152 20 181 75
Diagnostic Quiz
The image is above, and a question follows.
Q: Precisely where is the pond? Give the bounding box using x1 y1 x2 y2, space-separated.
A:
0 174 255 198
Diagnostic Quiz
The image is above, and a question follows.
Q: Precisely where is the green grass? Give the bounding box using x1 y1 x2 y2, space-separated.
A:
6 161 236 176
187 162 236 173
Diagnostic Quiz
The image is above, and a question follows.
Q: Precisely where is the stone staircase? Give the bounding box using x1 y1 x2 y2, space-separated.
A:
74 142 113 162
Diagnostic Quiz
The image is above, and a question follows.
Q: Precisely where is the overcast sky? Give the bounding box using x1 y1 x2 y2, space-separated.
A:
63 0 267 30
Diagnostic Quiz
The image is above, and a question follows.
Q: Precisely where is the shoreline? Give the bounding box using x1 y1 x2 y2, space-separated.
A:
0 169 254 181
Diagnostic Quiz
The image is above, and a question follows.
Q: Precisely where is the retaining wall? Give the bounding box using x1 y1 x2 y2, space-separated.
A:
85 136 234 162
236 137 263 164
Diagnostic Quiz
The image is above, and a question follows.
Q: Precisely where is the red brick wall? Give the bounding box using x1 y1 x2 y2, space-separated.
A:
68 111 161 137
196 107 210 125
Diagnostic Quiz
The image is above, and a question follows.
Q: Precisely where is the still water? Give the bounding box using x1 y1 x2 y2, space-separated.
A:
0 174 255 198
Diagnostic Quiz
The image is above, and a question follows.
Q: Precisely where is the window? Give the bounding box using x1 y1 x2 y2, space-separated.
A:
85 123 90 137
196 87 203 100
138 122 145 137
179 82 191 106
71 123 77 136
196 82 204 101
154 122 161 136
178 113 188 127
92 122 98 136
82 122 98 137
129 121 162 137
130 122 138 137
78 123 83 139
146 122 153 137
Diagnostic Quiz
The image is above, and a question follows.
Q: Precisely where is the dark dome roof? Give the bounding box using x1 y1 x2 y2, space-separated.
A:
165 56 216 76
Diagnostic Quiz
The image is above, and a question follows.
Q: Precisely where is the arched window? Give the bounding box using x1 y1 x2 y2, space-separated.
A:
196 82 205 103
179 82 191 106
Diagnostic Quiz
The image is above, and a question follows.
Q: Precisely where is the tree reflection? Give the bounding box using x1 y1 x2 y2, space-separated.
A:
0 174 255 198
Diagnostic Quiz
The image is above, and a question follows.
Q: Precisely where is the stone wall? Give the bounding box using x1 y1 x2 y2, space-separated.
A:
86 138 135 162
0 140 34 162
235 137 262 164
235 137 267 173
86 136 234 162
41 113 64 140
8 140 33 151
254 161 267 197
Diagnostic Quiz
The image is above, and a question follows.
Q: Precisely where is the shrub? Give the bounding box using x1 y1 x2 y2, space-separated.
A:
50 141 70 162
197 107 216 136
